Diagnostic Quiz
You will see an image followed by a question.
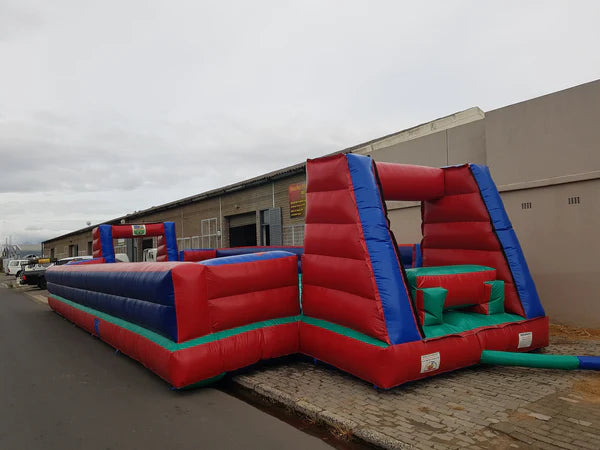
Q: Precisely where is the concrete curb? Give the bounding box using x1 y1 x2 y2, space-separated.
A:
232 375 409 449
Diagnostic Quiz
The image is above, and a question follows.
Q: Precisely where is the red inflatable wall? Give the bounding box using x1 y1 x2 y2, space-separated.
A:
156 235 168 262
302 155 391 343
181 249 218 262
421 166 526 316
202 256 299 332
376 162 444 201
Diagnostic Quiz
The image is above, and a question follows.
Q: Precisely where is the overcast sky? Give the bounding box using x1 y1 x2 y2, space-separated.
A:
1 0 599 244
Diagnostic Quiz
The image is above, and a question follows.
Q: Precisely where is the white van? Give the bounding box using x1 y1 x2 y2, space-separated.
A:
6 259 30 277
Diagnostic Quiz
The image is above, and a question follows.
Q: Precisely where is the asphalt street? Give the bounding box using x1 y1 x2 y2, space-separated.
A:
0 286 332 449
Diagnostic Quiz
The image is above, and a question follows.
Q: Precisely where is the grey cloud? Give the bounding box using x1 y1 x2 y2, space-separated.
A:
0 0 599 244
0 110 341 195
0 2 43 41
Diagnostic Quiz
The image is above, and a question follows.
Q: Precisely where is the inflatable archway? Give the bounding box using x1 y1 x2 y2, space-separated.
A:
92 222 178 262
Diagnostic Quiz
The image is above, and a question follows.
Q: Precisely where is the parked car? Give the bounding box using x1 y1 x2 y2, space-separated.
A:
20 256 93 289
19 262 51 287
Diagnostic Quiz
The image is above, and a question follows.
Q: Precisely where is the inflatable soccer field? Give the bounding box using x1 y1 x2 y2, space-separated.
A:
46 154 599 389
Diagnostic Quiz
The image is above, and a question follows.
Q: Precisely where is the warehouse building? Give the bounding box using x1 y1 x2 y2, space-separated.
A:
43 166 307 260
43 79 600 327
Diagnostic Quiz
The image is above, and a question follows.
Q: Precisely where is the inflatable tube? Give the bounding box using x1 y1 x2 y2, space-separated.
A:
577 356 600 370
480 350 600 370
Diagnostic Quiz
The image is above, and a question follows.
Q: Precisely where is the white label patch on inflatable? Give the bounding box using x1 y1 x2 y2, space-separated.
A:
132 225 147 236
420 352 440 373
518 331 533 348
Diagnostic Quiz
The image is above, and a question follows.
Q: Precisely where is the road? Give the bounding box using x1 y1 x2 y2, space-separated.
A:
0 286 332 450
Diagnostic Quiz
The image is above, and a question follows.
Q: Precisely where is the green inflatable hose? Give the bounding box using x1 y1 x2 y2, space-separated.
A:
480 350 580 370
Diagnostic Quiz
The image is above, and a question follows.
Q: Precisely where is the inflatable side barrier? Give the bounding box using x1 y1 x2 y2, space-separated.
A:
47 252 299 388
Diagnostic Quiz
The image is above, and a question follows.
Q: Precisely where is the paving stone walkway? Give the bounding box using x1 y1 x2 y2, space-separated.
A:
232 336 600 449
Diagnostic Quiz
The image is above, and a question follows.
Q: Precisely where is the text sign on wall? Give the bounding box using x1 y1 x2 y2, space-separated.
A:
288 183 306 218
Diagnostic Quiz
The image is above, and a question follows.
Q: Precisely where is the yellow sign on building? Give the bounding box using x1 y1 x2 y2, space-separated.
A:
288 183 306 218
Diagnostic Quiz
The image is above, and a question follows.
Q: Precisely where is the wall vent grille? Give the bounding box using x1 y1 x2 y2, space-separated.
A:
521 202 532 210
568 196 580 205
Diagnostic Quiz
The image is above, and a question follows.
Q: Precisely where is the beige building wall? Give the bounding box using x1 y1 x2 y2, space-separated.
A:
370 131 449 167
218 173 306 247
501 179 600 327
274 173 307 245
42 234 91 260
387 206 422 245
219 183 273 248
482 80 600 327
485 79 600 186
359 107 487 167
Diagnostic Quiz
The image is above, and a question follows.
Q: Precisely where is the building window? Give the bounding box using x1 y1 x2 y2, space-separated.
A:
283 224 305 246
177 237 192 250
201 218 219 248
